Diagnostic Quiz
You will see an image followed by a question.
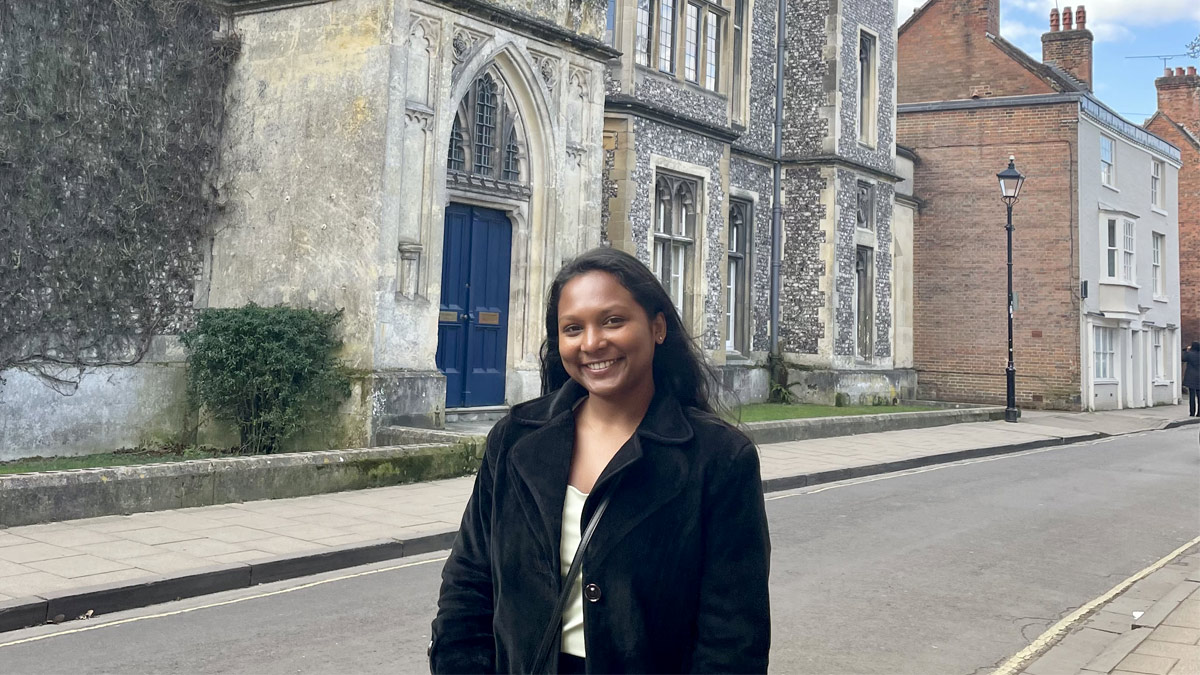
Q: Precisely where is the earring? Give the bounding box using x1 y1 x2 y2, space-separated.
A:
657 336 664 344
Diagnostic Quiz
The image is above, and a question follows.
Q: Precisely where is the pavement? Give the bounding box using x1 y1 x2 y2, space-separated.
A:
0 403 1197 669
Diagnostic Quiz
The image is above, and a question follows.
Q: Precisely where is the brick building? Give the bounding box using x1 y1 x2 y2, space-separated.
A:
1147 68 1200 347
897 0 1182 411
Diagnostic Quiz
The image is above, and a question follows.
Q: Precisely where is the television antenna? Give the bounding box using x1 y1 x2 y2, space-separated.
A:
1125 54 1190 70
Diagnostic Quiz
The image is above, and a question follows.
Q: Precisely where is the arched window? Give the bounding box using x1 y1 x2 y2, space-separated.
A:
446 68 528 196
653 174 698 315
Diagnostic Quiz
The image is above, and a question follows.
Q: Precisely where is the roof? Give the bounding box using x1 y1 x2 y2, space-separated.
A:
1146 111 1200 151
989 35 1087 94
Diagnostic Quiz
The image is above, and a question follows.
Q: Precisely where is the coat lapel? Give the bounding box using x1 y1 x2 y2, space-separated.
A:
583 390 694 569
505 380 698 574
507 383 587 572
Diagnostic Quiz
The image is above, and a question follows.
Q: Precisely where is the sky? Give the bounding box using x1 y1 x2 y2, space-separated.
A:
897 0 1200 125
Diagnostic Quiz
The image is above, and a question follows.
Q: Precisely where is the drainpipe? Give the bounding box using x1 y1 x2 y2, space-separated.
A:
768 0 785 355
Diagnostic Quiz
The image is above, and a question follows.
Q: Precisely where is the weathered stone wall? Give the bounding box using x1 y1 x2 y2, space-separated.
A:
209 0 392 372
780 0 831 158
837 0 896 173
0 342 191 461
732 0 779 157
777 166 828 355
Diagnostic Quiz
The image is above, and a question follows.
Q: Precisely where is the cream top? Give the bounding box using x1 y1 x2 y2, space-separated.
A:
559 484 588 657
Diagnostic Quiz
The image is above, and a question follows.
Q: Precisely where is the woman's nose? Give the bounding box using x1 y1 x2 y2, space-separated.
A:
582 325 605 351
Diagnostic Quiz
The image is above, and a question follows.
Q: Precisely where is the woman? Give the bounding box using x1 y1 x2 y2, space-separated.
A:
430 247 771 674
1183 342 1200 416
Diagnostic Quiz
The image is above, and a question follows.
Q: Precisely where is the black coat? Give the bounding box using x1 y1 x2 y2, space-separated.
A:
1184 350 1200 389
430 379 771 674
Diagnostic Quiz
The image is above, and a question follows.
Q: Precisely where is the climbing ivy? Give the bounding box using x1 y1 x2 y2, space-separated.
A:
0 0 239 389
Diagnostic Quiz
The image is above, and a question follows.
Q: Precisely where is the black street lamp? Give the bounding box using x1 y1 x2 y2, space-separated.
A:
997 156 1025 423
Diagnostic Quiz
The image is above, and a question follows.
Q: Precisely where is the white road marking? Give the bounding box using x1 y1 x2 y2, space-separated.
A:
0 555 448 649
991 534 1200 675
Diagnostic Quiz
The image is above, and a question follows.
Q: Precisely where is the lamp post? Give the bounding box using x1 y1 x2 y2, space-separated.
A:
997 156 1026 423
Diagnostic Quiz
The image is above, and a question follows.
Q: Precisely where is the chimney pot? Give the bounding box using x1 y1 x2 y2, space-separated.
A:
1177 67 1186 76
1165 68 1174 77
1049 8 1060 31
1190 66 1197 76
1075 6 1086 30
1062 6 1073 29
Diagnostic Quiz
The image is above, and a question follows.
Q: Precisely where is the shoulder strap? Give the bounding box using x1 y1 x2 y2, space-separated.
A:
529 485 615 674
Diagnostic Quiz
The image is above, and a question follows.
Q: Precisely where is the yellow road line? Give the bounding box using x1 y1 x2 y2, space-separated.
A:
0 555 448 650
992 535 1200 675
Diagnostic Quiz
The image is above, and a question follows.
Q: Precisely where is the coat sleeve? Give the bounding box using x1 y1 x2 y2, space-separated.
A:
429 425 502 674
690 440 772 674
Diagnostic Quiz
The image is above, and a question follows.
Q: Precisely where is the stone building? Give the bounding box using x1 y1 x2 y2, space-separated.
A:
897 1 1183 411
604 0 912 407
204 0 615 446
3 0 913 457
1146 68 1200 348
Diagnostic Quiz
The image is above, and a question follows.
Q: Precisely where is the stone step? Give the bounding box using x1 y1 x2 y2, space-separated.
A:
445 405 510 423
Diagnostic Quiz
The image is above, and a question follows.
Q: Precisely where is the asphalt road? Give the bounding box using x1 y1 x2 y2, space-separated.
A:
1 427 1197 674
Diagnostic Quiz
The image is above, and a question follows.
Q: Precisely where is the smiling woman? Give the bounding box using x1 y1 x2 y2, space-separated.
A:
430 247 772 674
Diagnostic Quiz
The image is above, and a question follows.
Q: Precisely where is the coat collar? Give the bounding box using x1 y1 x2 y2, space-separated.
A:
504 379 695 573
509 378 695 445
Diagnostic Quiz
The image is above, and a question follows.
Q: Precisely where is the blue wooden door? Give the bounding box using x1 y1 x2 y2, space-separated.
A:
436 204 512 408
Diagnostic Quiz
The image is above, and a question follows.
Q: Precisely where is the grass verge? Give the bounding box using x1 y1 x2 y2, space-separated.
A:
732 403 939 423
0 447 236 475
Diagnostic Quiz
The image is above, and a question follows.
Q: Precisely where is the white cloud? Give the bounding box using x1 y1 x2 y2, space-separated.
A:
1000 19 1040 41
898 0 927 22
1087 20 1134 43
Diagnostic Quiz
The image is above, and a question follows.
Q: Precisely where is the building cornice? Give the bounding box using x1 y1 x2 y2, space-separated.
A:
900 94 1182 163
214 0 621 60
730 146 903 183
605 95 741 143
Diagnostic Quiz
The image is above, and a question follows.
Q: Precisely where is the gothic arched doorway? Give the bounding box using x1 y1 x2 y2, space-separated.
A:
436 68 530 408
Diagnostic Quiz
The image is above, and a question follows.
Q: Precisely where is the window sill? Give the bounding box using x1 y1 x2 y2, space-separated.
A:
1094 378 1119 385
1152 379 1174 386
1102 183 1120 193
1099 279 1140 289
857 140 877 151
1154 295 1169 303
1151 206 1168 216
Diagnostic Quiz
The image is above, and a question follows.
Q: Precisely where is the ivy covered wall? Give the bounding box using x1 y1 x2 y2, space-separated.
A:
0 0 238 387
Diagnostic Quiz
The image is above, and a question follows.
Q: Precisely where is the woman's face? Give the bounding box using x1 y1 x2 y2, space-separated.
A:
556 271 666 403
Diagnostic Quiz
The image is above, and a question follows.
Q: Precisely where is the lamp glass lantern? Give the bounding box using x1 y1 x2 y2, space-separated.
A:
997 155 1025 206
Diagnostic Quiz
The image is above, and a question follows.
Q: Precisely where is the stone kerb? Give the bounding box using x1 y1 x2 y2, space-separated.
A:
743 407 1005 444
0 439 485 528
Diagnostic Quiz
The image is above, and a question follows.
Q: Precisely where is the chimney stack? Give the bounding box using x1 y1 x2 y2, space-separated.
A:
1156 64 1200 135
1041 3 1093 91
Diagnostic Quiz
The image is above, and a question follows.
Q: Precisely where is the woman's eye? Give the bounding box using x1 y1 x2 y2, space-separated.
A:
561 325 582 336
604 317 625 326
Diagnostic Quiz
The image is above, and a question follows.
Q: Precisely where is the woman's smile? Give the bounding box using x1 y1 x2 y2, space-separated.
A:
556 271 665 403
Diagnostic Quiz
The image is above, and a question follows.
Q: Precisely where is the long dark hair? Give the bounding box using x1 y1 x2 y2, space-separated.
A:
539 247 719 415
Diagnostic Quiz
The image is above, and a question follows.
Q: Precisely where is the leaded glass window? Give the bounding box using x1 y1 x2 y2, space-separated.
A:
473 76 497 176
446 68 527 191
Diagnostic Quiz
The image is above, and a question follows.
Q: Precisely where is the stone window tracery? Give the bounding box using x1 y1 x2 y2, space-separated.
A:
445 68 528 196
653 174 698 317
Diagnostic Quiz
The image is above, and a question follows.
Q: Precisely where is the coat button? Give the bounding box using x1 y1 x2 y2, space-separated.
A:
583 583 601 602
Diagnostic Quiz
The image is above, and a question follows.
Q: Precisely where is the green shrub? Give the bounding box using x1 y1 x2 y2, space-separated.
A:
180 304 352 454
